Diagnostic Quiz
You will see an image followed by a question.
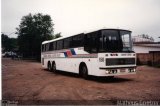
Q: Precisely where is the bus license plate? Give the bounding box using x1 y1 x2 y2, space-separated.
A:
120 69 126 73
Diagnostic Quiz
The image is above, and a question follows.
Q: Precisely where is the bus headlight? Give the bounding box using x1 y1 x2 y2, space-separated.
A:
106 70 110 74
128 68 135 72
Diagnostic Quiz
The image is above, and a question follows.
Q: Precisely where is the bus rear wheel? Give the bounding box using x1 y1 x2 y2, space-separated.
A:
47 61 52 71
80 64 88 79
52 62 56 73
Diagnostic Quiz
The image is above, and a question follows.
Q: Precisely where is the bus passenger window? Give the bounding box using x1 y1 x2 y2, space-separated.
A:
49 42 53 51
72 34 84 48
53 42 57 50
84 34 91 52
42 45 44 52
64 37 72 49
57 40 63 50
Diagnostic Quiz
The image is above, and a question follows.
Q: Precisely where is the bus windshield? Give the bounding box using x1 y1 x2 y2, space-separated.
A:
100 30 133 52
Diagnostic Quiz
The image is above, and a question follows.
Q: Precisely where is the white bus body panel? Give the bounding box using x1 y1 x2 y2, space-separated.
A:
41 47 136 77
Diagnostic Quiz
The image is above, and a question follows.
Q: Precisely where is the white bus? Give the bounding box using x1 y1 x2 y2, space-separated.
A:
41 29 136 79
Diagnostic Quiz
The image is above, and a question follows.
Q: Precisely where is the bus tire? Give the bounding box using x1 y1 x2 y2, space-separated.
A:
79 63 88 79
47 61 52 71
52 61 56 73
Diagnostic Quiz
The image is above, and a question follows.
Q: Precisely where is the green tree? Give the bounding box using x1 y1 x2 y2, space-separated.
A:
16 13 54 60
54 32 62 39
1 34 17 52
10 38 18 51
2 34 9 52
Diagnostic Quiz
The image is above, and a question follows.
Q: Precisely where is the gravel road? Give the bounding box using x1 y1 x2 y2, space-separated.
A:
2 58 160 105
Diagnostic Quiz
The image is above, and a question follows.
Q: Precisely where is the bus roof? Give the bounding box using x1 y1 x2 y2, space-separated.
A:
42 28 131 44
42 33 84 44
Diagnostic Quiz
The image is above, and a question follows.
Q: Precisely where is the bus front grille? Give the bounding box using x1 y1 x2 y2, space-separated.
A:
106 58 135 66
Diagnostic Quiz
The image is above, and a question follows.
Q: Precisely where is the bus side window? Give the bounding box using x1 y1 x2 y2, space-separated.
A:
57 40 63 50
84 34 91 52
49 42 53 51
64 37 72 49
57 41 60 50
91 34 98 53
64 38 67 49
43 44 45 52
72 34 84 48
99 34 104 52
42 45 44 52
46 43 49 51
53 42 57 50
84 32 99 53
45 44 47 51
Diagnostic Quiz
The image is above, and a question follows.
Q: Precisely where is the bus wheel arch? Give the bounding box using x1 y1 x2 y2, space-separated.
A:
79 62 88 79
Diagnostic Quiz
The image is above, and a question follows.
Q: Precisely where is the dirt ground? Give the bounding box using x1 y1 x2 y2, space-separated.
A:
2 58 160 105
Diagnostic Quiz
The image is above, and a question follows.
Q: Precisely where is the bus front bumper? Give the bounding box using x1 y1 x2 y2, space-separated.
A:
98 66 136 76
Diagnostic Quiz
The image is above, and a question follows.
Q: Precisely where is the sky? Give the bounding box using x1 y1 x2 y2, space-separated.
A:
1 0 160 41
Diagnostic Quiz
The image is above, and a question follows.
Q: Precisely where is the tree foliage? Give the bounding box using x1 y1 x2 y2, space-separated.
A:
16 13 54 60
1 34 17 52
54 32 62 39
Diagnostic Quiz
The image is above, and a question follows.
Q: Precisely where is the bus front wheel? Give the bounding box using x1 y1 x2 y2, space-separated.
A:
80 64 88 79
52 62 56 73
